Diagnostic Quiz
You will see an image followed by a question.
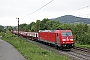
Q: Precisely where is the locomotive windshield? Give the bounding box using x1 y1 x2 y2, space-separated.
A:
62 32 72 36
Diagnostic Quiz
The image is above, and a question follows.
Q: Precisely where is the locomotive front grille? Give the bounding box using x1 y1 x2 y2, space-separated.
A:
62 44 74 48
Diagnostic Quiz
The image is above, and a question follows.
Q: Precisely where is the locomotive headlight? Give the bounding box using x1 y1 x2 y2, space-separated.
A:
63 39 66 41
72 44 74 46
63 42 65 43
70 39 73 41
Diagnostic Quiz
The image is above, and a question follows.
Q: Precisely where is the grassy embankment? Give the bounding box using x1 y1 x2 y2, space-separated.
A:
75 43 90 50
0 31 70 60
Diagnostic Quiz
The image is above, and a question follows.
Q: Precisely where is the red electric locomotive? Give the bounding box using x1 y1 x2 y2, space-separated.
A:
38 30 74 49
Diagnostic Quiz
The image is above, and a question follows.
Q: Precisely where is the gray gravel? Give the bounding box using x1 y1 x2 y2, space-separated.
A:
0 39 26 60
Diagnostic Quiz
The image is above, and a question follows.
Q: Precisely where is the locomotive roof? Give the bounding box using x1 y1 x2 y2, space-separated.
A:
39 30 55 32
39 30 72 32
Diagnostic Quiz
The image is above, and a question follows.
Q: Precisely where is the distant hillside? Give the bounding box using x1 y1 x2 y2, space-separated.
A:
50 15 90 24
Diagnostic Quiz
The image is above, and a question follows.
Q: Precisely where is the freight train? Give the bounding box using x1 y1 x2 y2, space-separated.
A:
11 30 74 49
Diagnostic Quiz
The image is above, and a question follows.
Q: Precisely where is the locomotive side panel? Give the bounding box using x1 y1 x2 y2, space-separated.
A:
38 32 56 44
39 32 45 40
48 32 56 44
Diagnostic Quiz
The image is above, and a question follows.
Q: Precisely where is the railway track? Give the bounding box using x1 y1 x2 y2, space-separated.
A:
73 47 90 53
23 37 90 60
69 47 90 60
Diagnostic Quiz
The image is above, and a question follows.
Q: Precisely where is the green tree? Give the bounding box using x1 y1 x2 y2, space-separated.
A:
0 25 4 32
40 18 50 30
30 22 36 32
7 26 13 31
29 22 36 31
19 23 27 31
36 20 41 32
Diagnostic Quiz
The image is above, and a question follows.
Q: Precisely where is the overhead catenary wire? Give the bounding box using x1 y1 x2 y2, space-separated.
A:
78 13 90 18
70 5 90 12
62 5 90 16
73 5 90 18
22 0 54 18
21 1 90 18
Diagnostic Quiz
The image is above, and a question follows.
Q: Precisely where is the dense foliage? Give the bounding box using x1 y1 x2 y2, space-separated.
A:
0 25 5 32
0 25 17 33
0 19 87 46
19 18 90 45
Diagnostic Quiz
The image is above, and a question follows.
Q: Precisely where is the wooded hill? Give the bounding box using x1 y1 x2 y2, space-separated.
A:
50 15 90 24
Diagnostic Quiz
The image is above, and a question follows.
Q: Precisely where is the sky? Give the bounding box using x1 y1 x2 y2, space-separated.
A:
0 0 90 26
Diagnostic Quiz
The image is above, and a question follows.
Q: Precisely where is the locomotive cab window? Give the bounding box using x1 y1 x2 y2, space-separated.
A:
62 32 72 36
